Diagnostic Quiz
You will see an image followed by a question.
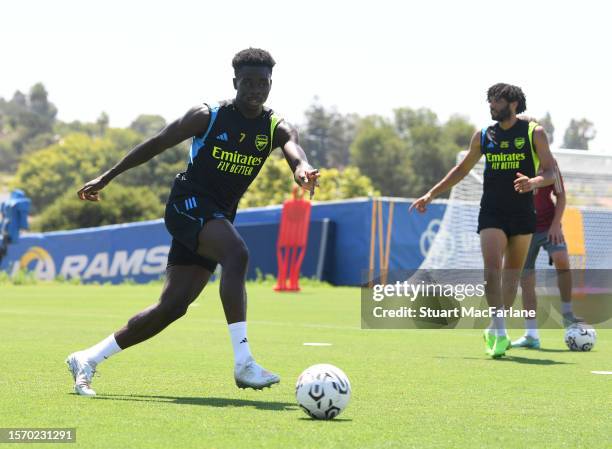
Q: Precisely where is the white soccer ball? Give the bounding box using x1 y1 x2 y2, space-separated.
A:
295 364 351 419
564 324 596 351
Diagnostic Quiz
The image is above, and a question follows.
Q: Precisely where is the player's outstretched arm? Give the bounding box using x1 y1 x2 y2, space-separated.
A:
410 130 482 213
77 105 210 201
514 126 555 194
273 121 320 198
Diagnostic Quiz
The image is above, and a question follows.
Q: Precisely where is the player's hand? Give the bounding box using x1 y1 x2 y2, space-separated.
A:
77 175 109 202
514 172 535 194
409 193 432 213
295 165 320 199
548 221 565 245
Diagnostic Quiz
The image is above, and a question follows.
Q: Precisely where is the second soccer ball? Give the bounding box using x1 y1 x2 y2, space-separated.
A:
564 324 596 351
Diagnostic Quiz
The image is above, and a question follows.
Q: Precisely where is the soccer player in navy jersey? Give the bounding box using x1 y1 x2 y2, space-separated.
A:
66 48 319 395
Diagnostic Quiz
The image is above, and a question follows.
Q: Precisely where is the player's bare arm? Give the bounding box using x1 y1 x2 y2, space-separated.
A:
410 130 482 213
549 178 566 245
514 126 555 194
273 121 320 197
77 105 211 201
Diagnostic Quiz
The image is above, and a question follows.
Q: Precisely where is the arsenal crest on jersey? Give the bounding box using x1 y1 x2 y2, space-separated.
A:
255 134 268 151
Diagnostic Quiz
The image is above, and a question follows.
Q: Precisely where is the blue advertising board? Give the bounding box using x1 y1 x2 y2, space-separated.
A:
0 198 446 286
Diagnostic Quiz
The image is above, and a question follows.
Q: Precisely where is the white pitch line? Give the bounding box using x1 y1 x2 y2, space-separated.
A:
303 343 332 346
591 371 612 375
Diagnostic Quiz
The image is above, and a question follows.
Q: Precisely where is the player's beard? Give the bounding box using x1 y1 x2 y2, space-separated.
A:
491 104 512 122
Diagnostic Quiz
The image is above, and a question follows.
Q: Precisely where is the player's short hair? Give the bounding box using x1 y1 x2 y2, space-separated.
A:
487 83 527 114
232 48 276 73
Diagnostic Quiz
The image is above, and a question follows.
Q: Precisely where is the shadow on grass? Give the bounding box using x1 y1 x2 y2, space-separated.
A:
298 417 353 422
435 355 571 365
494 355 570 365
92 394 297 411
534 348 569 353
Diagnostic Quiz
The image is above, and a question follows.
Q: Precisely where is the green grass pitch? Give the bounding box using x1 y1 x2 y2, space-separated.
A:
1 283 610 449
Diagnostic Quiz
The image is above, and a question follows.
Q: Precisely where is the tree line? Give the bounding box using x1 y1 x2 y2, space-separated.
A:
0 84 598 232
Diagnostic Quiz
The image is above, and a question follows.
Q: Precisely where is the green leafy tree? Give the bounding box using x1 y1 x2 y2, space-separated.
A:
111 125 188 202
239 154 294 208
562 118 596 150
396 108 445 195
130 114 167 137
10 91 27 109
28 83 58 124
13 128 188 213
13 133 119 212
96 112 110 135
22 132 57 154
103 127 142 150
0 132 21 170
0 83 58 170
33 184 164 231
348 109 472 198
394 108 474 197
443 114 475 149
350 116 414 197
311 166 379 201
300 100 358 169
55 120 104 137
119 143 188 202
239 154 378 208
538 112 555 144
394 107 438 138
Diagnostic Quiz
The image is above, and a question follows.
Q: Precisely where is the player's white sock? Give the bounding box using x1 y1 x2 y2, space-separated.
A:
493 308 507 337
81 334 122 365
487 322 495 333
524 319 539 338
228 321 252 366
561 301 573 315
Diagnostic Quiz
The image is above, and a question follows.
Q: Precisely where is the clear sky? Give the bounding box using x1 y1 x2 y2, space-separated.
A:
2 0 610 152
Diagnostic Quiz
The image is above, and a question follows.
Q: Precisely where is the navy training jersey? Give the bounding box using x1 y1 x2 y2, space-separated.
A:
480 119 540 215
168 100 283 215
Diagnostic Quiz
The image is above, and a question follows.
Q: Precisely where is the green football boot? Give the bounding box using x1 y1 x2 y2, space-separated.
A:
483 328 496 354
490 335 511 358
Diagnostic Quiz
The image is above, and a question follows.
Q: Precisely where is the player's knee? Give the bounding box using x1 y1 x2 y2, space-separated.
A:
521 268 535 280
484 270 501 286
520 276 534 289
222 241 249 270
552 252 570 270
156 291 192 323
159 301 189 323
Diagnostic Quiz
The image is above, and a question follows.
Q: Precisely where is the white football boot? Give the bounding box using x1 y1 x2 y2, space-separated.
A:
66 352 97 397
234 357 280 390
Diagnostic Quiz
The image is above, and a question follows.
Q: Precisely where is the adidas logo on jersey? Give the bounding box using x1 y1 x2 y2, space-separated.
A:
216 132 229 141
